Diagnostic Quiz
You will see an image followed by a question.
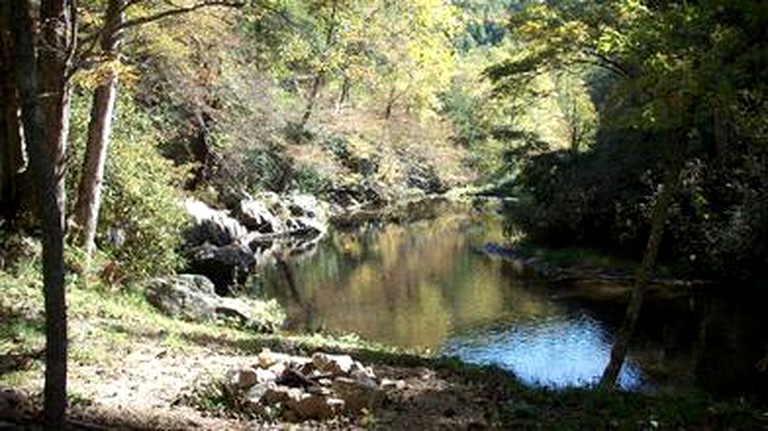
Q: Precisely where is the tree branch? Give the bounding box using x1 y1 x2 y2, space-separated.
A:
118 0 246 31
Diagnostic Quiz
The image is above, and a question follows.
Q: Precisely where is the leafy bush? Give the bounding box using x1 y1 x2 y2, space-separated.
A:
68 92 190 280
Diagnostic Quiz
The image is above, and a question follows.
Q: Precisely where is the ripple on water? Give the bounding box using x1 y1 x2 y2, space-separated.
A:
440 312 645 390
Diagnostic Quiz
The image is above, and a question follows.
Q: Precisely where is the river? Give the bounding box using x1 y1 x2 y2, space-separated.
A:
250 202 768 395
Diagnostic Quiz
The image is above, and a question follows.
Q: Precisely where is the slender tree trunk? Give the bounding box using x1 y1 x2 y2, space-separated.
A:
10 0 69 427
599 132 688 390
384 87 396 120
335 74 350 113
300 0 337 128
300 73 323 128
75 0 124 257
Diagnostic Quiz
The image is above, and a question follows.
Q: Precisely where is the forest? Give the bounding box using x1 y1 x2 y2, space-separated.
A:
1 0 766 429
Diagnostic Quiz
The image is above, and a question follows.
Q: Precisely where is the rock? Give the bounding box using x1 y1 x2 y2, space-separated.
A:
244 382 274 410
332 376 383 413
254 368 278 384
350 361 376 380
185 243 255 293
257 349 291 369
380 378 406 391
144 274 218 320
405 162 445 194
227 367 260 390
144 275 280 330
285 394 344 421
311 353 355 376
261 385 303 406
267 361 287 377
184 199 247 247
216 297 253 324
237 199 282 234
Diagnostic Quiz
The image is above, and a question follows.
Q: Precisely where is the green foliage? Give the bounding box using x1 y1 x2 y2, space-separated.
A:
68 92 190 280
491 0 768 281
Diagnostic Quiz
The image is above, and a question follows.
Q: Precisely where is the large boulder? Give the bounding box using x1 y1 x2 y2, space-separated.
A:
237 199 282 234
184 199 247 247
144 274 221 321
185 243 255 294
144 274 283 331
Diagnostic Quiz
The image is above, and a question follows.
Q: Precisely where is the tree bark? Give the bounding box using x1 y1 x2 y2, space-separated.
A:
10 0 69 427
75 0 124 257
300 73 323 128
599 132 688 390
0 6 26 222
38 0 73 227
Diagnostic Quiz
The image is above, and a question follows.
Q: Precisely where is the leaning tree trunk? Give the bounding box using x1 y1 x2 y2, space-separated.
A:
299 73 323 128
599 132 688 389
10 0 70 427
75 0 124 257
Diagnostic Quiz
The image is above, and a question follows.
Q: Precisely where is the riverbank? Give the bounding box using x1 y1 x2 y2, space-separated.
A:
2 258 766 429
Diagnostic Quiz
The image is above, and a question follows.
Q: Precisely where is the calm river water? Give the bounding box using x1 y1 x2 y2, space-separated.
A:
251 204 767 395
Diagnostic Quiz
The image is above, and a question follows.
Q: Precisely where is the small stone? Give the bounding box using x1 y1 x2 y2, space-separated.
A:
312 352 355 375
262 385 303 406
257 348 290 368
332 376 383 413
254 368 277 383
380 378 406 391
307 385 331 395
268 361 286 377
285 394 344 421
247 382 274 401
227 367 259 389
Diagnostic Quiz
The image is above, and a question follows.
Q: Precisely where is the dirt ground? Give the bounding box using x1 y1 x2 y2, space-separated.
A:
1 339 498 430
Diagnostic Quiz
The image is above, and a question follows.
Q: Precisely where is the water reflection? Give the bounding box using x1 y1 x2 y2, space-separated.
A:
250 206 767 394
441 313 644 389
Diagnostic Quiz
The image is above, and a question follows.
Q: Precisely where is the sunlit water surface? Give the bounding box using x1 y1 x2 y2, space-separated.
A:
251 205 766 393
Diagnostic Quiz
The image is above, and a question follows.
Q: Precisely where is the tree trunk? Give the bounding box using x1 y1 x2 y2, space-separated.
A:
300 73 323 128
75 0 124 257
10 0 69 427
38 0 73 226
599 132 688 390
384 87 397 120
0 7 26 223
335 74 350 113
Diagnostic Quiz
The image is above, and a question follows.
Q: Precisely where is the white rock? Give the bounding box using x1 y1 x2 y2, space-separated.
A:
311 352 355 375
